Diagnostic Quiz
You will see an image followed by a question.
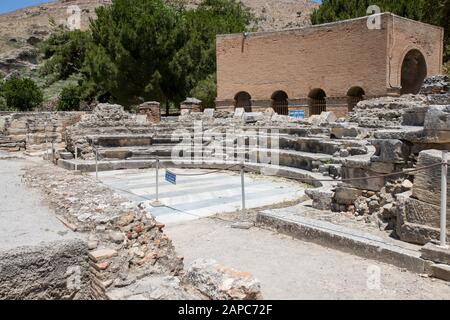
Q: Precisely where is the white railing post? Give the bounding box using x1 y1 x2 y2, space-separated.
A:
75 145 78 171
156 156 159 202
95 146 98 180
44 121 49 161
241 161 246 213
440 150 448 248
152 156 163 207
51 141 55 163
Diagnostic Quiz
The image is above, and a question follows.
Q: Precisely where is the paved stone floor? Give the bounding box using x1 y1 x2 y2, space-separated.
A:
96 168 307 223
166 218 450 300
0 157 81 251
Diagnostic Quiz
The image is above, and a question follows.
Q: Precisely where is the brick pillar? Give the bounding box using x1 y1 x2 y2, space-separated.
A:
180 98 202 115
88 248 118 299
139 101 161 123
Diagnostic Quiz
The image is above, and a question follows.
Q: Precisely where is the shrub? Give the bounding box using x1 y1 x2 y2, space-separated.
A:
57 84 81 111
0 77 43 111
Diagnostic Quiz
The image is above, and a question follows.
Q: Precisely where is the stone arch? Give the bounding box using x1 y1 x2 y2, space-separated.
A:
346 86 365 112
308 88 327 116
271 90 289 115
234 91 252 112
400 49 427 95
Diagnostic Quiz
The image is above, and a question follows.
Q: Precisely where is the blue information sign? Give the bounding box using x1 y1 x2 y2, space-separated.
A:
165 170 177 185
288 109 305 119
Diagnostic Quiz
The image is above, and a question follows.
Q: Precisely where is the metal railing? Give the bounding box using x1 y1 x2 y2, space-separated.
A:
59 145 449 247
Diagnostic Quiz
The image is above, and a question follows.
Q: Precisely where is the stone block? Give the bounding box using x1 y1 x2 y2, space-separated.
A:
370 139 410 163
397 221 442 245
243 112 263 123
423 105 450 143
89 249 118 263
430 264 450 281
234 108 245 118
421 242 450 265
319 111 337 124
305 188 333 210
203 108 214 119
404 197 449 229
412 149 450 207
183 259 262 300
329 123 359 138
334 186 363 205
370 161 395 173
341 166 385 192
401 107 427 126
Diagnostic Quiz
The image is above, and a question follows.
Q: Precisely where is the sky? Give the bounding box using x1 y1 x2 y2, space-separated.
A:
0 0 322 14
0 0 54 14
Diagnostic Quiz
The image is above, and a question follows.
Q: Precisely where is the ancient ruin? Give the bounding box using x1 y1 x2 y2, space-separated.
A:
216 13 444 118
1 5 450 301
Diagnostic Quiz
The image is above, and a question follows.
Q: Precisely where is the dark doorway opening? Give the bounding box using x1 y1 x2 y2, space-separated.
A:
308 88 327 116
401 49 427 95
234 91 252 112
271 91 289 115
347 87 365 112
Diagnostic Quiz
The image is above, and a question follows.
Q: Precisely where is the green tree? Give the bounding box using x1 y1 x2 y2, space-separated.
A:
190 73 217 109
0 78 43 111
311 0 449 62
311 0 424 25
38 0 253 110
422 0 450 61
57 84 81 111
83 0 181 108
40 30 91 82
170 0 252 111
83 0 252 110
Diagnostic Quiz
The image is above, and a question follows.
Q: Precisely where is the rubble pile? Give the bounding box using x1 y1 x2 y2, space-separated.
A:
348 95 429 128
23 164 184 286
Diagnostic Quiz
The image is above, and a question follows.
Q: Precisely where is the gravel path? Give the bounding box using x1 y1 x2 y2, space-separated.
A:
0 158 81 251
166 218 450 300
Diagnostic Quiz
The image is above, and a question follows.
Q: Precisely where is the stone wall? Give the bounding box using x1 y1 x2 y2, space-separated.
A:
0 239 89 300
0 111 84 151
23 162 262 300
66 104 152 159
396 149 450 244
388 15 444 89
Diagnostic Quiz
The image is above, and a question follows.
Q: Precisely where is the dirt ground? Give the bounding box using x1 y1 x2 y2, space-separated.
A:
165 217 450 300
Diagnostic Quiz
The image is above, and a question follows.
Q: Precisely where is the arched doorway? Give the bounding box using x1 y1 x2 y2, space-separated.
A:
308 88 327 116
347 87 365 112
400 49 427 95
234 91 252 112
271 91 289 115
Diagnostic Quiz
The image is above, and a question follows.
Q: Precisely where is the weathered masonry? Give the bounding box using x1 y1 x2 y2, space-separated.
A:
215 13 444 118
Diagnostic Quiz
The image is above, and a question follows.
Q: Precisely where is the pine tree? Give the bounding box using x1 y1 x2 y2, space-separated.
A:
311 0 449 65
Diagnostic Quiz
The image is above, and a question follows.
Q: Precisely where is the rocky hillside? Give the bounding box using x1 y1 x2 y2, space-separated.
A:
0 0 318 64
0 0 318 105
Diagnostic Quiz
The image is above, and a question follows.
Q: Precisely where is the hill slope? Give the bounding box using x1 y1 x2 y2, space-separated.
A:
0 0 318 56
0 0 318 106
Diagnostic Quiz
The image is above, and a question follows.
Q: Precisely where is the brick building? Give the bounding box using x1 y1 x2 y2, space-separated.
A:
215 13 444 118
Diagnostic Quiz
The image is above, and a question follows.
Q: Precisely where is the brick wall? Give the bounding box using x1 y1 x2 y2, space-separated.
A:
388 15 444 90
216 13 443 116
